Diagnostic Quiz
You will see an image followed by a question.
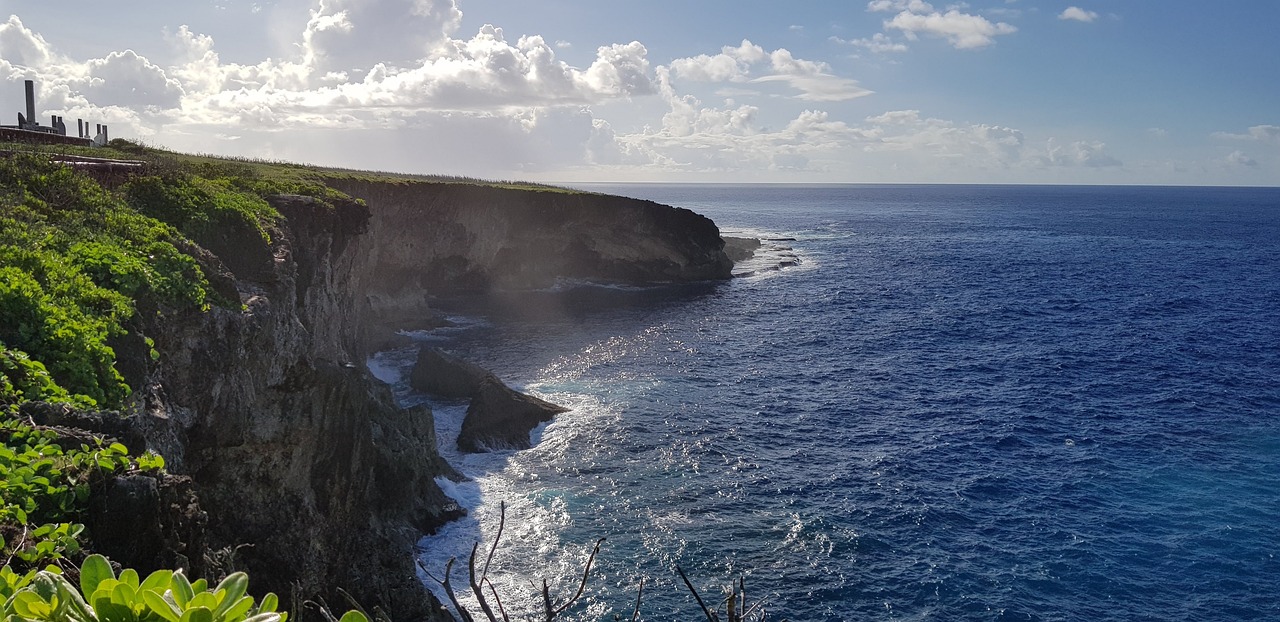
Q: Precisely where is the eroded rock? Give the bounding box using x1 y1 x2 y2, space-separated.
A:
409 346 495 399
458 376 569 452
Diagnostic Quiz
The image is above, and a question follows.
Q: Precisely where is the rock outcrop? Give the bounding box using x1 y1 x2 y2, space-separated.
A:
110 181 731 620
457 376 569 453
409 345 571 452
327 181 732 351
408 346 493 399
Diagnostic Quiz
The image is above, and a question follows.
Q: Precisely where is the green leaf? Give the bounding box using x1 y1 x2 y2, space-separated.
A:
81 553 115 597
12 591 53 618
111 581 137 608
140 569 174 592
211 573 248 620
256 593 278 614
240 614 281 622
181 606 214 622
119 569 140 589
189 592 218 612
143 589 182 622
220 596 253 622
337 611 370 622
95 600 137 622
55 573 97 622
170 572 194 607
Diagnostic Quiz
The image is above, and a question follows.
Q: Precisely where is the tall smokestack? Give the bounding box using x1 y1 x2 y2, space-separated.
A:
24 80 35 128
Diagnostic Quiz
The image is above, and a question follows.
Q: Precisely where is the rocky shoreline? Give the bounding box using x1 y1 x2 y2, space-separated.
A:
79 179 737 619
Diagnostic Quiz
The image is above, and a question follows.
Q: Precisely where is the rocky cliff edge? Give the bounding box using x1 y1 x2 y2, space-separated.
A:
118 181 732 619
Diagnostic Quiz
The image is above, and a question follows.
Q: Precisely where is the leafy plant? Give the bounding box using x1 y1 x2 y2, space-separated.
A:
0 555 289 622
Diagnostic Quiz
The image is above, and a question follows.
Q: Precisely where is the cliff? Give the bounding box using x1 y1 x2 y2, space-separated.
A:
327 181 732 348
114 180 733 617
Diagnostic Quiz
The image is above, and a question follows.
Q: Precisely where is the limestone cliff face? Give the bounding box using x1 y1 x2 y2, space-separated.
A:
329 181 732 342
126 181 732 619
138 194 457 620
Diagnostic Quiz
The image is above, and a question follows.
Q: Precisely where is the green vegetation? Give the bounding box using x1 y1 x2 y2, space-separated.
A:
0 140 604 620
0 412 166 568
0 555 290 622
0 146 313 573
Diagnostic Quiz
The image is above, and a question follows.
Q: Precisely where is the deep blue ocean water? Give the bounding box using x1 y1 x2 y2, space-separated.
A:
371 184 1280 621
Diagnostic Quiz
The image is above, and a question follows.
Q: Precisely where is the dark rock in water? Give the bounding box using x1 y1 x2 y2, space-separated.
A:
722 236 762 263
458 377 569 452
410 346 495 399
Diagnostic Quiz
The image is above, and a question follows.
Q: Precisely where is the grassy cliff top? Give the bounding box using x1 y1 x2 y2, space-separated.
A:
0 138 586 195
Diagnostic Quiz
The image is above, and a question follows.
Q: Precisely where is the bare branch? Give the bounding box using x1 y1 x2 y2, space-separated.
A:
677 566 718 622
440 558 477 622
482 501 506 580
469 542 500 622
483 578 510 622
542 579 554 622
552 537 607 617
629 578 645 622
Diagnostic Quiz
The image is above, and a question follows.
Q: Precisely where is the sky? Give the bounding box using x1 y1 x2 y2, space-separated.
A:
0 0 1277 185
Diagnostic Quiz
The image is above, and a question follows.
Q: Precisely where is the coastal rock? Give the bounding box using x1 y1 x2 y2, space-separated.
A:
327 181 734 337
722 236 762 263
457 376 569 452
409 346 494 399
100 181 729 621
133 193 454 620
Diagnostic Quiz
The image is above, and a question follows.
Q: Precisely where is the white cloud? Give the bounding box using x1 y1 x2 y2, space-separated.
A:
668 40 766 83
0 14 57 69
302 0 462 75
85 50 186 109
863 109 1027 165
1042 138 1122 167
1058 7 1099 23
1226 150 1257 167
667 40 870 102
884 9 1017 49
1214 124 1280 144
0 3 1152 182
868 0 936 13
834 33 909 54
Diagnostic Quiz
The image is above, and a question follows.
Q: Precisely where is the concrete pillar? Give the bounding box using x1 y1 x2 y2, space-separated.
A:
24 80 35 128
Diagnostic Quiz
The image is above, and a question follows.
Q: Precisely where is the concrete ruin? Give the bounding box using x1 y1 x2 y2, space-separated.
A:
1 79 107 147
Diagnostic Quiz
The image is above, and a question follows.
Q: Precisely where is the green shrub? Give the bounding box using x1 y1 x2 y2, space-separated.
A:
0 346 73 410
0 555 290 622
0 267 126 408
123 174 279 248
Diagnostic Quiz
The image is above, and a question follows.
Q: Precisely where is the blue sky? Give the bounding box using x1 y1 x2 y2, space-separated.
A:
1 0 1277 184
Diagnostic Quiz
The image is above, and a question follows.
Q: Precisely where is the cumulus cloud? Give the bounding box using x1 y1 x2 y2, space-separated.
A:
862 109 1027 165
0 14 56 70
84 50 186 109
1214 124 1280 144
667 40 871 102
302 0 463 74
0 3 1133 181
1042 138 1122 167
1058 7 1099 23
1226 150 1257 167
884 8 1017 49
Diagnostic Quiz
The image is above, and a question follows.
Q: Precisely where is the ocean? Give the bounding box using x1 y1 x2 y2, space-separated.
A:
369 184 1280 621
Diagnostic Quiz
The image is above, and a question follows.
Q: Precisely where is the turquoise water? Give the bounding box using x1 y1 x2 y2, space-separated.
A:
381 184 1280 620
